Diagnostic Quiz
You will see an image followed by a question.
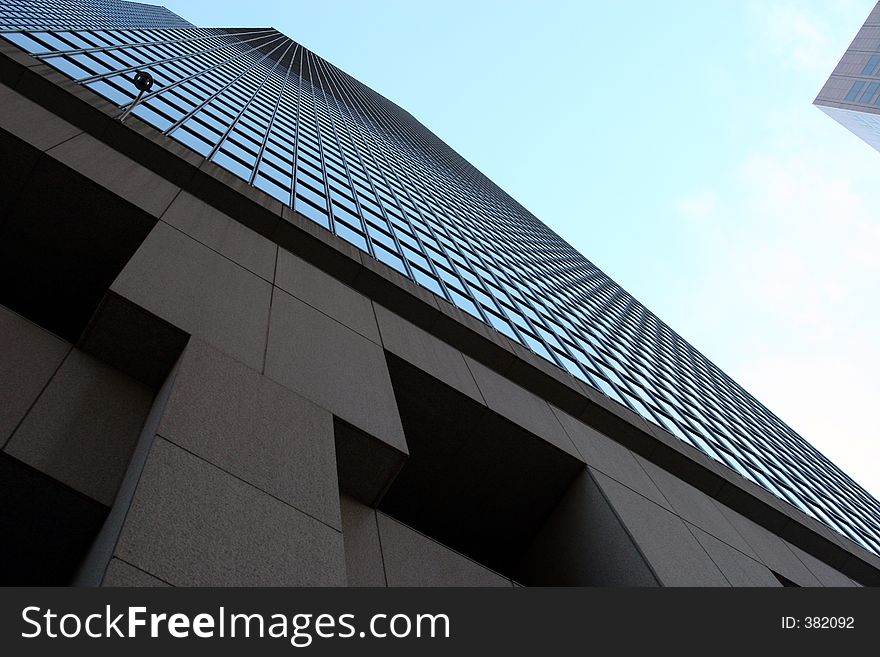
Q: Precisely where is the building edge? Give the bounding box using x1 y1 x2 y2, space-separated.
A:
1 40 878 585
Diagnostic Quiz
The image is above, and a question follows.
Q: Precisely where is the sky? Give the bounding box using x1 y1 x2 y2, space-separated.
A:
163 0 880 500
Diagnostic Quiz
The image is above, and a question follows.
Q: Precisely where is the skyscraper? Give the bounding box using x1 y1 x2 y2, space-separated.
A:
1 0 878 586
816 1 880 152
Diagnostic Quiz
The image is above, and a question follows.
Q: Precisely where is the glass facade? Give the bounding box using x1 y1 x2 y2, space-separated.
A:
842 56 880 107
816 1 880 154
0 0 190 31
3 0 880 557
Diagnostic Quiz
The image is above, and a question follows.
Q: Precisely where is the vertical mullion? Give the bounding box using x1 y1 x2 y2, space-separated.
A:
319 60 458 299
72 31 278 86
249 43 299 186
205 37 293 161
158 32 286 134
298 51 340 237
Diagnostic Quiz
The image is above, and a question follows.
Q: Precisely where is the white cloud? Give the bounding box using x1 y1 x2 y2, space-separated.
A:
737 356 880 497
671 110 880 499
734 150 880 330
674 189 717 224
747 0 856 77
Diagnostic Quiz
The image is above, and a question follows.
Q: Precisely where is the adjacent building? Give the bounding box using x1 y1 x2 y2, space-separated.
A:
816 1 880 152
1 0 878 586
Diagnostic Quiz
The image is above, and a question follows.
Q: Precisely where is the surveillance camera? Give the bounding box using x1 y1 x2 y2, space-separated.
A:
133 70 154 92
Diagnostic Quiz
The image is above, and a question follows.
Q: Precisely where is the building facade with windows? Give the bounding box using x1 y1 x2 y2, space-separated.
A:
816 1 880 152
1 0 879 586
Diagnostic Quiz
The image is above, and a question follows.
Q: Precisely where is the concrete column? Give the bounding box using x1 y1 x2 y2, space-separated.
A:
89 338 346 586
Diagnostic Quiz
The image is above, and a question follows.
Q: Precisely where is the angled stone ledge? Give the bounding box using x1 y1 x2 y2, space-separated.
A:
0 306 70 449
374 304 483 404
516 469 660 587
158 338 341 529
788 543 856 587
12 61 114 136
265 289 407 456
713 503 822 587
688 524 780 587
550 407 670 510
161 191 277 282
637 457 757 558
115 438 345 587
4 349 154 506
592 470 729 587
78 292 189 390
0 81 81 151
277 250 379 343
276 207 363 285
47 132 179 218
464 355 578 459
0 40 39 73
377 512 512 587
111 221 273 371
351 251 443 332
101 116 202 185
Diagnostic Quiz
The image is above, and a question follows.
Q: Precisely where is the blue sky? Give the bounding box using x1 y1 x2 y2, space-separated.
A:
164 0 880 498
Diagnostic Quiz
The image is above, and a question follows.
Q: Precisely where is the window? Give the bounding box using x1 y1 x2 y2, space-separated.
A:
845 80 866 102
862 53 880 76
